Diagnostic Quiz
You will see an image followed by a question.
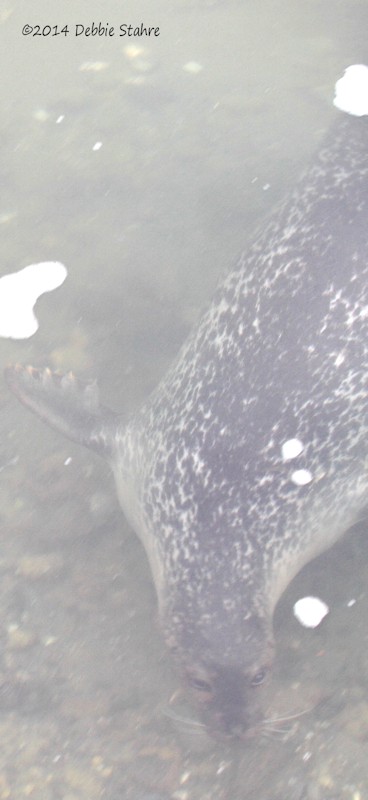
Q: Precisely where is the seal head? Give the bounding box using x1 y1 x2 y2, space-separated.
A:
165 606 274 737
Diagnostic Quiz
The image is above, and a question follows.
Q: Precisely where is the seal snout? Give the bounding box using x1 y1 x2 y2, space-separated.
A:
184 661 267 739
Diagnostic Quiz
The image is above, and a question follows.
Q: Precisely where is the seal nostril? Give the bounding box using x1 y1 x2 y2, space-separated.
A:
230 723 247 739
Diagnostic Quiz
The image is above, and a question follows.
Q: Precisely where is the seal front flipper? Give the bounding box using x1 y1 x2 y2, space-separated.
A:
4 365 118 459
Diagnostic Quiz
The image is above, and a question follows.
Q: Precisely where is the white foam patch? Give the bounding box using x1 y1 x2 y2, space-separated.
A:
291 468 313 486
281 438 304 461
333 64 368 117
0 261 67 339
293 596 329 628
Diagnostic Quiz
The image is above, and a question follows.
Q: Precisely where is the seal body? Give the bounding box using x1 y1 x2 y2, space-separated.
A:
5 110 368 737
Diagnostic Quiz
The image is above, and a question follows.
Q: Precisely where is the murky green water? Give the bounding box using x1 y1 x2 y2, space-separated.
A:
0 0 367 797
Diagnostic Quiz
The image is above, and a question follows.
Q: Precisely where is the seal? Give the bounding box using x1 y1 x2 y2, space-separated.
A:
5 67 368 738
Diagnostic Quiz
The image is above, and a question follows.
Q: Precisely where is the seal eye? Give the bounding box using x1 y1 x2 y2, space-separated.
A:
187 676 212 693
251 668 267 687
